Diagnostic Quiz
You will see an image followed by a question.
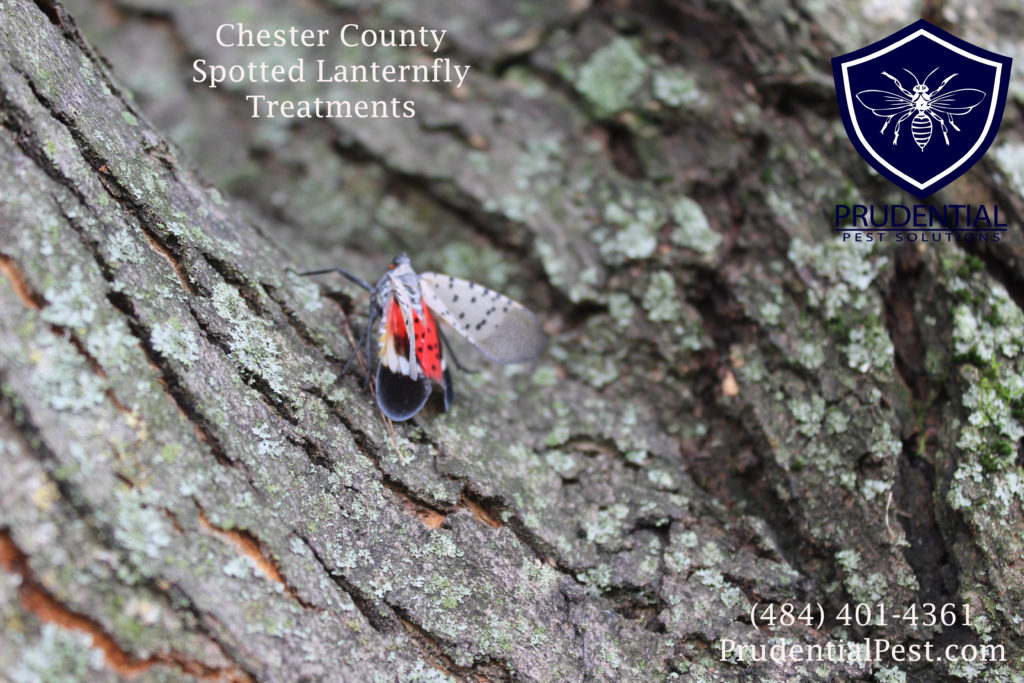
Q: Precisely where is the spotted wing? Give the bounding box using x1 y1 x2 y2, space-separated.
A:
411 306 446 384
855 90 913 116
419 272 547 365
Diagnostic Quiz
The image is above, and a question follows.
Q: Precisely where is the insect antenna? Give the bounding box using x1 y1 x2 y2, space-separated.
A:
902 68 922 86
302 267 379 387
298 267 375 292
921 66 940 87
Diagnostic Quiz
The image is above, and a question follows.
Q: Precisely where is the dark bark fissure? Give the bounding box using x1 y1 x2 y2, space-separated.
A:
883 245 979 661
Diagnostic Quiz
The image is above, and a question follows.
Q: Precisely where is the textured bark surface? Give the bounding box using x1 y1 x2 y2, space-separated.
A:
1 0 1023 680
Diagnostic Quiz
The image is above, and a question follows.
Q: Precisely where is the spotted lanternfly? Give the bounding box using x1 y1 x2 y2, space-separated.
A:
301 254 547 421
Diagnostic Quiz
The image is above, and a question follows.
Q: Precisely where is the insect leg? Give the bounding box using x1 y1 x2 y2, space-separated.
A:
341 320 370 376
892 111 913 145
930 73 957 98
881 71 912 98
437 327 477 374
298 267 375 292
363 304 379 388
946 113 962 132
928 111 950 144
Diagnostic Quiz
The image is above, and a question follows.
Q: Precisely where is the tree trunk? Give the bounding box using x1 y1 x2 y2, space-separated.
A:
1 0 1022 680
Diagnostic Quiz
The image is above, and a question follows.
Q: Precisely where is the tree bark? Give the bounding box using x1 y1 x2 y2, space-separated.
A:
1 0 1023 680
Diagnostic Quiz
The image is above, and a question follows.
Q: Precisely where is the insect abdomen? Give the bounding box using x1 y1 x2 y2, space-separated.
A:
911 113 931 150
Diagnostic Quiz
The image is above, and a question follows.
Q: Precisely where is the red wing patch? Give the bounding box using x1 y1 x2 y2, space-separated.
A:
387 298 410 360
413 307 444 383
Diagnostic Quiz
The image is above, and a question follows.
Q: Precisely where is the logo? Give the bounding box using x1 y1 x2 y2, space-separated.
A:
833 20 1011 198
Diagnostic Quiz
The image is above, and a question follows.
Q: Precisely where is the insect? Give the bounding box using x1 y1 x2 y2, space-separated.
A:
855 68 986 150
301 254 547 421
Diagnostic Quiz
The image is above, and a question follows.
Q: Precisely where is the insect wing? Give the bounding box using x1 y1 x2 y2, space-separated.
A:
386 272 417 368
376 364 431 421
928 88 986 115
855 90 913 116
379 297 417 379
419 273 546 365
374 291 432 421
411 306 447 385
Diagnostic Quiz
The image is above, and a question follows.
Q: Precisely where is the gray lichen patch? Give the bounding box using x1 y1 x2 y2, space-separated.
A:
594 197 662 264
934 254 1024 641
210 282 289 396
39 266 98 330
652 67 707 111
150 318 199 367
669 196 720 258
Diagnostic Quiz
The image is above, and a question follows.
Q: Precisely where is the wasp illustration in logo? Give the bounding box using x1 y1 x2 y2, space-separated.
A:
856 68 986 151
833 19 1012 198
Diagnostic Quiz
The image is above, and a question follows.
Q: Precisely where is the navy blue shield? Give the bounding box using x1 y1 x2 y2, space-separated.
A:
833 20 1011 198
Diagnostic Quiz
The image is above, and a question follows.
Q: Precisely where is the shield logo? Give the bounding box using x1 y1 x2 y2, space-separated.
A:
833 19 1012 198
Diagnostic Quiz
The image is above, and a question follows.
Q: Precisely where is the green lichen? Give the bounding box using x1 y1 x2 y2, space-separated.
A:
33 334 107 413
669 196 719 256
860 479 890 502
647 468 676 490
826 408 849 435
991 141 1024 192
607 292 635 329
288 274 323 314
121 111 139 126
160 443 183 463
578 563 613 594
837 550 888 606
695 569 744 610
530 365 558 387
642 271 682 323
114 490 172 567
211 283 288 395
40 266 96 329
9 623 103 681
576 355 620 389
544 449 580 478
150 318 199 367
85 319 136 374
652 67 705 109
223 555 255 579
480 137 560 224
583 503 630 546
597 200 661 263
787 238 889 322
790 394 825 437
577 38 647 117
544 424 570 448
